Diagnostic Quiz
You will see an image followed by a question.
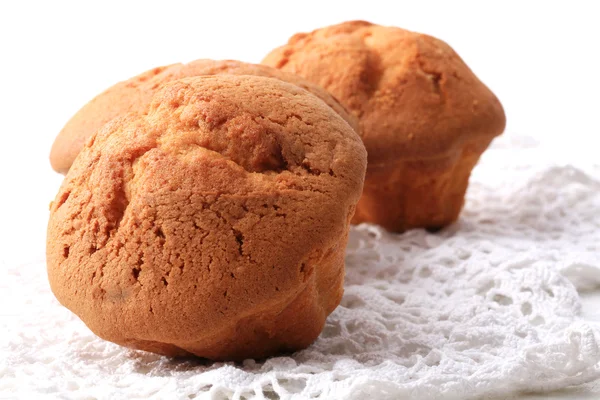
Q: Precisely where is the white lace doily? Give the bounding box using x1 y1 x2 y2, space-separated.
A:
2 138 600 399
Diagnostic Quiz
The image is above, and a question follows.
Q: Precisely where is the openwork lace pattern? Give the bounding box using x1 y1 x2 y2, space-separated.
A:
2 143 600 399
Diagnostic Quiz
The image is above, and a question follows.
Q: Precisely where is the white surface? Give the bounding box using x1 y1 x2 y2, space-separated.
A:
2 143 600 399
1 1 600 399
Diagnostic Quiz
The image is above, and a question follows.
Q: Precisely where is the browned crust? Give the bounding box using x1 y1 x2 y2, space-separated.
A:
262 20 506 163
50 60 359 174
263 21 506 232
46 75 366 360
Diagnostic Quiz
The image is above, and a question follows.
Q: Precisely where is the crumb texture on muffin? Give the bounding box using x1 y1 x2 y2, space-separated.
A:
50 59 358 174
47 75 366 360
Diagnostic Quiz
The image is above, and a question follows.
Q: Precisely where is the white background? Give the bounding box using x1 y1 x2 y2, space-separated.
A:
0 0 599 261
0 1 599 397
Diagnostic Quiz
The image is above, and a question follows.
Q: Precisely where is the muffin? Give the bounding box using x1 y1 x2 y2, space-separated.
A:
46 75 367 360
49 59 358 174
263 20 506 232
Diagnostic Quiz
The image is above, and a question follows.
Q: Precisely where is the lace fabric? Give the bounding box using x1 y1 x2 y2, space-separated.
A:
2 140 600 400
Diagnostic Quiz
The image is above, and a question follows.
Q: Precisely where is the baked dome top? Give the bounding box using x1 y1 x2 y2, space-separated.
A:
263 20 506 163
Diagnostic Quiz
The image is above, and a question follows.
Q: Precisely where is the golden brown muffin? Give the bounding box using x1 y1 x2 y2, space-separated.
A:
263 20 506 232
49 59 358 174
46 75 367 361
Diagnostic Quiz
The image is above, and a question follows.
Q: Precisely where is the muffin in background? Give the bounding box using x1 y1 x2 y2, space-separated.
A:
263 20 506 232
49 59 358 174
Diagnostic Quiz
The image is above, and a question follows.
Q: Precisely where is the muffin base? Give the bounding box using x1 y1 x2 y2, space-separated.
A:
89 236 347 361
352 137 494 232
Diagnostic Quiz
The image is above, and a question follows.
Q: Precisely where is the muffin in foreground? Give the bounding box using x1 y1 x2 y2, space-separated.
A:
263 20 506 232
49 59 358 174
46 75 367 360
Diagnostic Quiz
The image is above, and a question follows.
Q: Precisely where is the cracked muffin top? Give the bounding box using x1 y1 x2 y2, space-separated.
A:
49 59 358 174
46 75 366 352
262 20 506 164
